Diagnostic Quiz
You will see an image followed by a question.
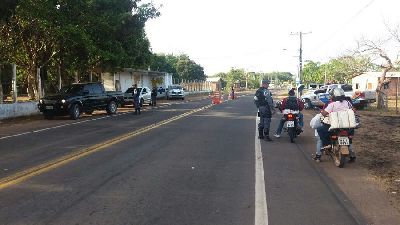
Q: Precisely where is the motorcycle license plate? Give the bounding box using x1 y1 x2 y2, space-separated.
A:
287 121 295 128
45 105 54 110
338 137 350 145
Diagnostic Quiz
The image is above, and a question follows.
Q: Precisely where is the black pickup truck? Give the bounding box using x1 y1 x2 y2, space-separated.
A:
38 82 124 120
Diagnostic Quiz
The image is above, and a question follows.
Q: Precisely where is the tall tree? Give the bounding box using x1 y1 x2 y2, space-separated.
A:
303 61 323 83
0 0 59 99
357 38 394 110
0 0 159 98
150 54 206 81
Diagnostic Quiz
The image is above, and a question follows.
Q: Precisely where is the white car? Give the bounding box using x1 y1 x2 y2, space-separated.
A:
301 89 318 109
325 84 353 98
302 84 354 109
123 86 152 107
166 85 185 100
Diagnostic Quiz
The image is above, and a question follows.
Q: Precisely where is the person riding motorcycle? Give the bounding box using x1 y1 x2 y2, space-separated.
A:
274 88 304 138
316 87 356 162
254 80 275 141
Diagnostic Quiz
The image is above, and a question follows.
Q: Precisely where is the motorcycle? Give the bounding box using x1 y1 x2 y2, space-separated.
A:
275 100 302 143
282 110 302 143
326 128 353 168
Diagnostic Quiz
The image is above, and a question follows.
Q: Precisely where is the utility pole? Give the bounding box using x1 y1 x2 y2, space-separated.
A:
290 31 311 85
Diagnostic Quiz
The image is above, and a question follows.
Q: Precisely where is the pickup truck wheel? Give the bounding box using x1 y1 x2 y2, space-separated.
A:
106 101 117 115
69 104 81 120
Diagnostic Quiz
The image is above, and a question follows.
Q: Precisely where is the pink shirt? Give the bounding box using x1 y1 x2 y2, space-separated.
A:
325 100 352 113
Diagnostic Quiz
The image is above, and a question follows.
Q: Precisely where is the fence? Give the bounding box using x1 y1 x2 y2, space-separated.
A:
177 81 212 93
0 101 39 120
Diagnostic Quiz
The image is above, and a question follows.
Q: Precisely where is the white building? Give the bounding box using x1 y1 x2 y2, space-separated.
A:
352 72 400 96
101 69 173 93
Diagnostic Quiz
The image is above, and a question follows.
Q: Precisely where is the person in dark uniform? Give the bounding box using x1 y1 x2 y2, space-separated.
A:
254 80 275 141
151 86 158 106
132 84 141 115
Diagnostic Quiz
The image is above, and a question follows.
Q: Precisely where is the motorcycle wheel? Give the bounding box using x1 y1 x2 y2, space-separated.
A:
288 128 295 143
333 145 346 168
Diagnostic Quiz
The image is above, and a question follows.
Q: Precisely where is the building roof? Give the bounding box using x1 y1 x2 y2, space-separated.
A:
354 72 400 78
112 68 169 76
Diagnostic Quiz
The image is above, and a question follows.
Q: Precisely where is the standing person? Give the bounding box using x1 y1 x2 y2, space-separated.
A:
132 84 141 115
231 86 235 99
254 80 275 141
151 86 158 106
310 113 324 162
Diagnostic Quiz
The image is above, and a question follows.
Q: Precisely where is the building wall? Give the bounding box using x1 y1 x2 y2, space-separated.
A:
352 72 400 97
101 71 173 93
388 78 400 96
102 73 115 91
352 74 378 91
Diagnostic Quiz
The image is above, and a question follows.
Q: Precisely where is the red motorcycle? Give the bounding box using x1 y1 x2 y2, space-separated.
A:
327 128 353 168
283 112 301 143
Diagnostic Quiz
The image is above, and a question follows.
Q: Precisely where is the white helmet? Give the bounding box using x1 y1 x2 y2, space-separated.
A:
329 88 345 98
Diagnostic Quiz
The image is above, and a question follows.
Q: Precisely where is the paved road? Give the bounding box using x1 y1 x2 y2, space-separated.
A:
0 94 365 225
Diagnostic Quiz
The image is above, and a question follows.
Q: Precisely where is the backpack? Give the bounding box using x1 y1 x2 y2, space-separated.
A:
286 97 299 110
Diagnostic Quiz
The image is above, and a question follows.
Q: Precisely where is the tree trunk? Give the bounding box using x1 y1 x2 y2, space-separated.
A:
376 69 389 110
58 63 62 90
27 67 38 100
74 71 79 83
0 65 3 103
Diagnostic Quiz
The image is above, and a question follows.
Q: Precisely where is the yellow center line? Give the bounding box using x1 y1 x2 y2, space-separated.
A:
0 104 213 190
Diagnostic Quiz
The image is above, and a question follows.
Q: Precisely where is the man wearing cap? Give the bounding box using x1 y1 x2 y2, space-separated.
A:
254 80 275 141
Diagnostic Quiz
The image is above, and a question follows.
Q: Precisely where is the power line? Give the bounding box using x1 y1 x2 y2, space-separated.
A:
313 0 376 52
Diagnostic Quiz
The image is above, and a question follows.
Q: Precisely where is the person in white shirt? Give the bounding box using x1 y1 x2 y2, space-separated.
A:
317 88 356 162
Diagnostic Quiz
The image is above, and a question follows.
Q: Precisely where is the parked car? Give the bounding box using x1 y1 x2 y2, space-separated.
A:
312 93 331 108
302 84 366 109
123 86 152 107
326 84 353 98
301 89 318 109
166 85 185 100
38 82 124 120
352 90 376 109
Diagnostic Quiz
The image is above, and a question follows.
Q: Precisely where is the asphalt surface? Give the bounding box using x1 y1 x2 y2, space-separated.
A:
0 94 365 225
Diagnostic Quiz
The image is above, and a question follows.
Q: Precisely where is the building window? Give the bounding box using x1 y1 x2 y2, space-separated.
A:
367 83 373 90
355 83 359 89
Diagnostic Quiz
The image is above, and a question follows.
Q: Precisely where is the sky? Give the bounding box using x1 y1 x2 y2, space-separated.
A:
145 0 400 76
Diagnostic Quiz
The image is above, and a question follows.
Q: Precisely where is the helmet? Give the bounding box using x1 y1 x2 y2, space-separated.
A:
329 88 345 98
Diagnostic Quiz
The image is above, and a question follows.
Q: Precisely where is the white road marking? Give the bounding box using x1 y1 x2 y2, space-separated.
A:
0 132 32 140
0 97 211 140
255 116 269 225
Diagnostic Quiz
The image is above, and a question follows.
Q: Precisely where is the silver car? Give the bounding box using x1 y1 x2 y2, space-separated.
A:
166 85 185 100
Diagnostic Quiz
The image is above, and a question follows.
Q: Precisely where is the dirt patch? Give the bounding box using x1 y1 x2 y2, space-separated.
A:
353 110 400 210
